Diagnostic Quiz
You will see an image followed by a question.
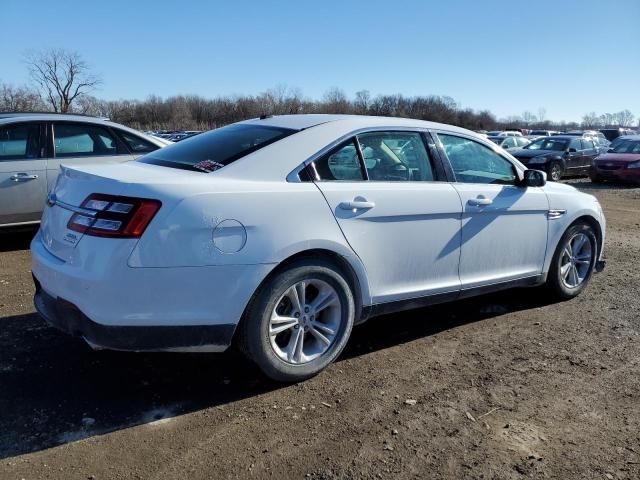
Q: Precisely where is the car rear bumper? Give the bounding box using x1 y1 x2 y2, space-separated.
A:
590 166 640 184
34 277 235 352
31 230 275 351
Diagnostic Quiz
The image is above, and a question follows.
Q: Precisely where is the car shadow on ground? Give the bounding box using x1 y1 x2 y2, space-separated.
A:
0 228 38 252
0 287 557 459
562 179 638 191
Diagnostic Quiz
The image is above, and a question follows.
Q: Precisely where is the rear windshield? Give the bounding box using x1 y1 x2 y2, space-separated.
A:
138 123 296 172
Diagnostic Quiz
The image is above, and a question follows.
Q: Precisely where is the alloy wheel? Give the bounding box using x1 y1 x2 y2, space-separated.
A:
560 233 593 288
269 279 342 364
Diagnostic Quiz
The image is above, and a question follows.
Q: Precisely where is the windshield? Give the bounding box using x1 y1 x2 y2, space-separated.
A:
138 123 296 172
610 140 640 154
524 138 569 151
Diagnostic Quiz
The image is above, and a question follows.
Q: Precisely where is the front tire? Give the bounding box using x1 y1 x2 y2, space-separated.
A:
547 222 598 299
239 259 355 382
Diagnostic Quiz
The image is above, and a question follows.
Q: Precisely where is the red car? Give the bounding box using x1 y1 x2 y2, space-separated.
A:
590 135 640 185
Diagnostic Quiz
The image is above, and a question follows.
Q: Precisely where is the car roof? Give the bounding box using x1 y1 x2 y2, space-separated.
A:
0 112 111 125
0 112 168 147
240 114 474 136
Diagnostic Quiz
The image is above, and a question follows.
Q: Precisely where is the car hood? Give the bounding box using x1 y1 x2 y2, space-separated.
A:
594 153 640 164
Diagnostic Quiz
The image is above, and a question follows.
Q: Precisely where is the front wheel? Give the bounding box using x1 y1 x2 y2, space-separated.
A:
238 259 355 382
547 222 598 299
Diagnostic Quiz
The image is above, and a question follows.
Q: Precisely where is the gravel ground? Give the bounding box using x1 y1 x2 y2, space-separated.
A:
0 180 638 480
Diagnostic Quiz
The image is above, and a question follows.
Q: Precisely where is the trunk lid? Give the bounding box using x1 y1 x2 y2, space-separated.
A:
41 162 211 262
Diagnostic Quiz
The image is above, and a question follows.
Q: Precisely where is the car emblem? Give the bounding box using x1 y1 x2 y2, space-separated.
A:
605 163 613 167
46 193 57 207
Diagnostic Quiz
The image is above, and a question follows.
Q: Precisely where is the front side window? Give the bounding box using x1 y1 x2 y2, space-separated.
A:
138 123 295 172
53 123 119 157
313 140 364 181
0 123 40 160
357 131 434 181
438 134 517 185
581 139 595 150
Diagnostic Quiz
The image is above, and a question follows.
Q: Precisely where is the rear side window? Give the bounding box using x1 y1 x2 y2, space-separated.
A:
438 134 517 185
117 130 159 153
312 140 365 181
53 123 119 157
0 123 40 160
581 139 595 150
138 123 295 172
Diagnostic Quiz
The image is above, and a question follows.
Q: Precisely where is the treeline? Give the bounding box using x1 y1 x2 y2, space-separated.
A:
1 82 636 133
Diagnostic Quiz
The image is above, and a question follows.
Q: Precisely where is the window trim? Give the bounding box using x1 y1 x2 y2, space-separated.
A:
289 126 450 183
50 121 128 159
0 121 43 162
432 130 525 186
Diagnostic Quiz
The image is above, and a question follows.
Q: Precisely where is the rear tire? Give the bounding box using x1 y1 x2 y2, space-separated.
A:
546 222 598 300
238 259 355 382
547 161 563 182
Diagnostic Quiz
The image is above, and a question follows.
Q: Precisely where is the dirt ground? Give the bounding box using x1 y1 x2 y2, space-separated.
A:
0 180 638 480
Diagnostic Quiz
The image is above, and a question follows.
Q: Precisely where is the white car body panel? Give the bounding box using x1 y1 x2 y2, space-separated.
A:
315 181 462 303
452 183 549 288
30 115 606 353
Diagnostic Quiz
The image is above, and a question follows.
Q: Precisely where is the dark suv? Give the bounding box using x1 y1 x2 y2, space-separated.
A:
510 136 598 181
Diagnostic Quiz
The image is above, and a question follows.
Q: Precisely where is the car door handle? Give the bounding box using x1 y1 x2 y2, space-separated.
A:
468 195 493 206
10 173 39 182
339 198 376 210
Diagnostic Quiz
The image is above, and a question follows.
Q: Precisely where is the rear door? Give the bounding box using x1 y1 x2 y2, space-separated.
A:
0 122 47 225
565 137 583 173
312 130 463 304
581 139 598 172
46 122 134 193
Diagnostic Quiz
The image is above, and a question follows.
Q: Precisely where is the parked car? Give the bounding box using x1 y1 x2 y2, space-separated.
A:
599 128 636 141
510 136 599 181
0 113 169 229
590 135 640 184
528 130 557 138
31 114 606 381
487 130 523 137
488 135 531 150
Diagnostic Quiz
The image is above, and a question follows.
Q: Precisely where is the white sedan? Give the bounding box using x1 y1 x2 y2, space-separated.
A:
31 115 606 381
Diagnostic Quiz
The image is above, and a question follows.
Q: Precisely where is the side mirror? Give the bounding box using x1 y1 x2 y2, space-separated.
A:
607 148 614 153
523 169 547 187
568 148 577 153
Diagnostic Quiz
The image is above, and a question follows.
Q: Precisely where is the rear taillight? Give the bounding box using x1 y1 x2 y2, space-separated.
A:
67 193 161 238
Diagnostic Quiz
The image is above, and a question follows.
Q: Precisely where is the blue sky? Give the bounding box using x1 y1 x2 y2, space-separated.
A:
2 0 639 123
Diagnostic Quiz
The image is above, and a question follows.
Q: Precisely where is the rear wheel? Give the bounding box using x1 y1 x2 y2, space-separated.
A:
547 222 598 299
547 161 563 182
239 259 355 382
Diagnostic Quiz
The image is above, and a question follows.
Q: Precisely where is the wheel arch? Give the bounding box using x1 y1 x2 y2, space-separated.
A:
235 247 371 347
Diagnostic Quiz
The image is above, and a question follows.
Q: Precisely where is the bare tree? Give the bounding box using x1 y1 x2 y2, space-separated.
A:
24 49 101 113
0 82 46 111
537 107 546 123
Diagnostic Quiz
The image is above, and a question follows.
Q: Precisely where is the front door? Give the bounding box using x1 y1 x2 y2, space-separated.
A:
435 132 549 289
312 131 463 304
0 122 47 225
